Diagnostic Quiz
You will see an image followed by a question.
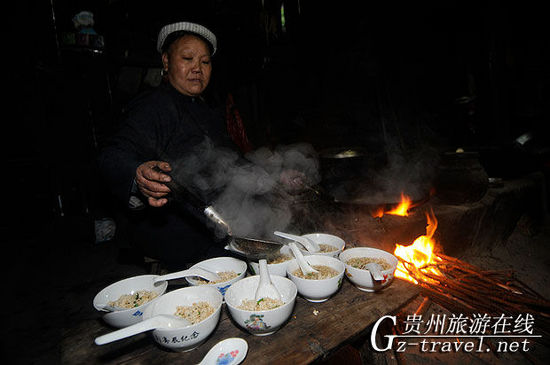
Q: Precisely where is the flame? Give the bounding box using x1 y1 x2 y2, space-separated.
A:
371 206 385 218
393 209 442 284
386 192 412 216
370 192 413 218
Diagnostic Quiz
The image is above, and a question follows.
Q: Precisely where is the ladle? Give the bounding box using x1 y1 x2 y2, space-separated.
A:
154 267 220 284
365 262 384 281
198 338 248 365
254 259 282 303
274 231 320 253
94 314 191 345
288 242 319 276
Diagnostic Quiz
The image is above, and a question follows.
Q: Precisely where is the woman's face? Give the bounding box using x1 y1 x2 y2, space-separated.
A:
162 34 212 96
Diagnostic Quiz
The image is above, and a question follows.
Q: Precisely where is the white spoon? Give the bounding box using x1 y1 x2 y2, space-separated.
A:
198 338 248 365
154 267 221 284
274 231 320 253
254 259 282 302
365 262 384 281
96 303 126 312
94 314 191 345
288 242 319 276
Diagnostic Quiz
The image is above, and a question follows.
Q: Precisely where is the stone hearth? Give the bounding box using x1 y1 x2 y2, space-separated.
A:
293 172 546 258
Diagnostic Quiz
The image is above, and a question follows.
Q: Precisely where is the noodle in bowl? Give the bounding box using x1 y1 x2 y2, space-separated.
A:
238 297 285 311
290 264 340 280
185 257 247 298
248 245 293 277
225 275 297 336
174 301 215 324
298 233 345 258
286 255 345 302
339 247 398 292
108 290 159 309
142 286 223 351
93 275 168 328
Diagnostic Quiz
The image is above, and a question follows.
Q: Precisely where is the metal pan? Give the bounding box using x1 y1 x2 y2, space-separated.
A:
226 237 285 261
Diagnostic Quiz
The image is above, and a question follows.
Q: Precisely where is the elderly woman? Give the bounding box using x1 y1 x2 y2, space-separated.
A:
99 21 309 269
98 22 237 268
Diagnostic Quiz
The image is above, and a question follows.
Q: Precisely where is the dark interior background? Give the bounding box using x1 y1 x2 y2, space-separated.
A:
6 0 550 244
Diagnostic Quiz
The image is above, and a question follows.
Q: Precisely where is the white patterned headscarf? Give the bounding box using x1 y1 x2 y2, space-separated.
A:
157 22 217 55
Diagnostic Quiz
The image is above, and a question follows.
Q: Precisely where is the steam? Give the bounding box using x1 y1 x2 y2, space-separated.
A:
170 138 320 239
169 135 439 240
370 143 439 203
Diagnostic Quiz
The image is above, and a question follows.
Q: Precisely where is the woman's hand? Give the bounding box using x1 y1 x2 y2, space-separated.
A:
135 161 172 207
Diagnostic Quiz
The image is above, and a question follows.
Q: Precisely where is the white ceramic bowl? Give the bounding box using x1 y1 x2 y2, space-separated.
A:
286 255 345 302
339 247 398 292
248 245 293 277
185 257 247 298
298 233 345 258
142 286 223 352
225 275 297 336
93 275 168 328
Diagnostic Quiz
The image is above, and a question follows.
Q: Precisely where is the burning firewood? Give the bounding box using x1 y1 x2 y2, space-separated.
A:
393 208 550 345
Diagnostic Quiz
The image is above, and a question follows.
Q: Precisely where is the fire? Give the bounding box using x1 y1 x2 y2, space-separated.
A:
386 193 412 217
386 193 412 216
371 206 385 218
393 209 442 284
371 192 413 218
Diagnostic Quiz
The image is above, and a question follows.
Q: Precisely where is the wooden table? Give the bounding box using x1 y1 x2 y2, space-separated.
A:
61 278 418 364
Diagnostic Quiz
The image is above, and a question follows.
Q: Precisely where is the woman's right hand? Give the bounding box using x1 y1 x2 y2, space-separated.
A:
135 161 172 207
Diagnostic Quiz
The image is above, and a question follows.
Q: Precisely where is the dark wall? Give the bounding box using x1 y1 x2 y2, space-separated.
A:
25 0 549 148
7 0 549 239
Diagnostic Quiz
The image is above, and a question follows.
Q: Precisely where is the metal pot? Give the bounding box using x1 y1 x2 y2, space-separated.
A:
318 147 368 160
434 151 489 204
318 146 386 188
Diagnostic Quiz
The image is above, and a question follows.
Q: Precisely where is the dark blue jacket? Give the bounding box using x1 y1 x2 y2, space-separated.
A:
98 81 237 267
